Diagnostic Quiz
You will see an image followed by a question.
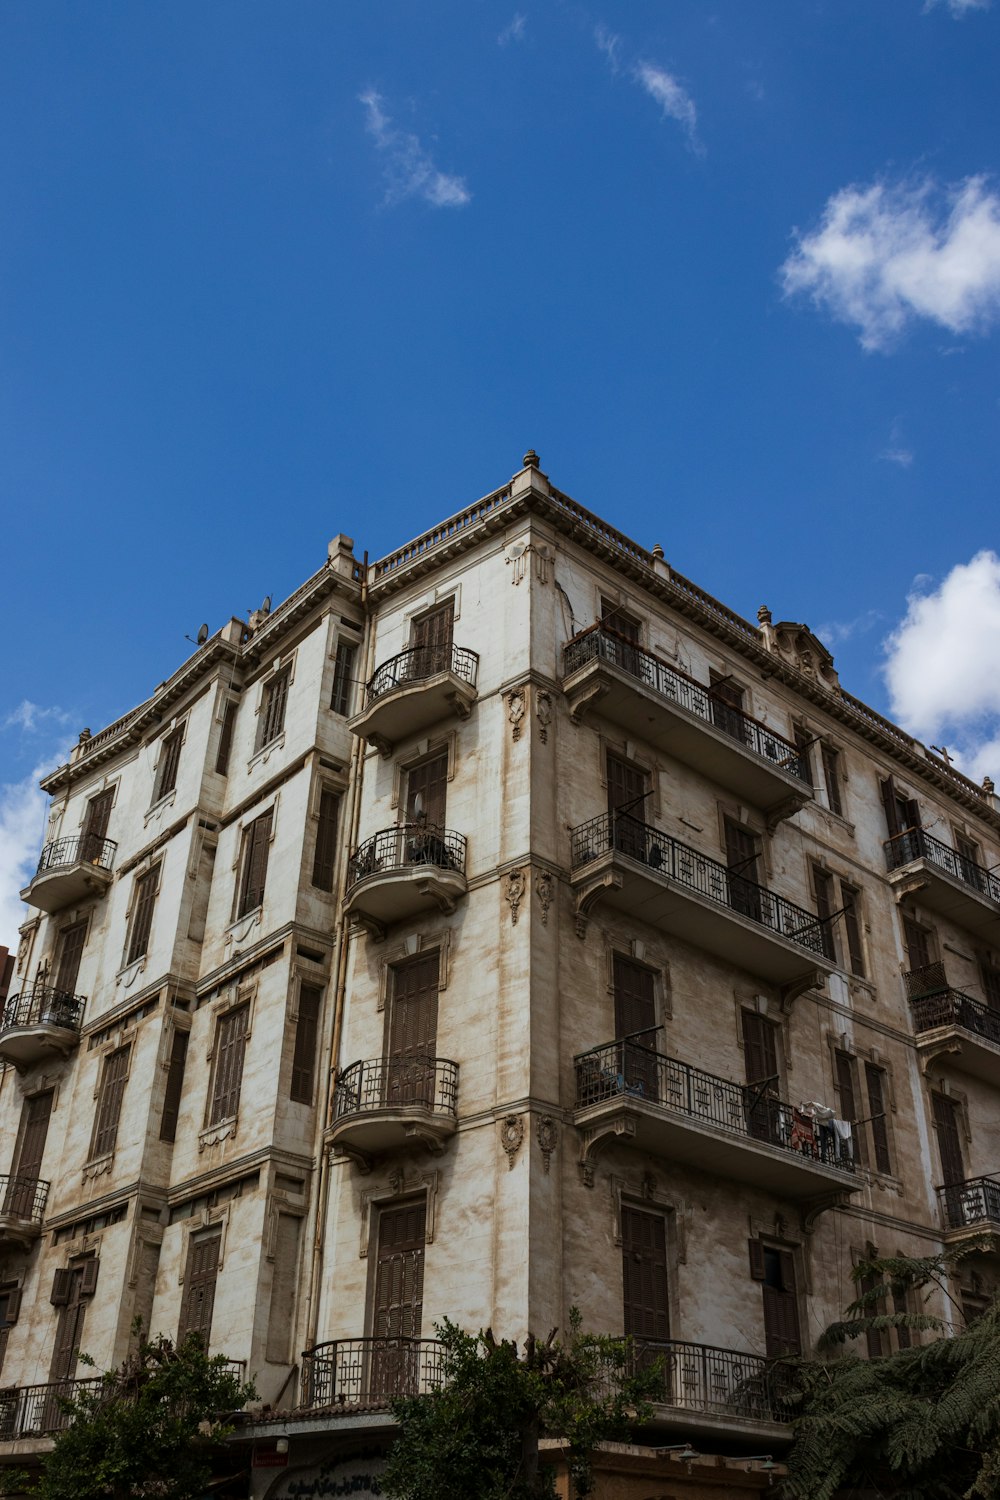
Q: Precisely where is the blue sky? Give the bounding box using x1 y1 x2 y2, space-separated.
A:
2 0 1000 946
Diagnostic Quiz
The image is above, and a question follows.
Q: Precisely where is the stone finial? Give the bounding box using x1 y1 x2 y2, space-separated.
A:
78 728 92 744
757 605 773 626
522 449 540 470
984 776 996 795
652 543 664 560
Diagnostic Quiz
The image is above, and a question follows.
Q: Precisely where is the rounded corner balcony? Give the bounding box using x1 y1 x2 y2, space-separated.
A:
344 826 468 938
885 828 1000 944
938 1176 1000 1256
299 1337 444 1413
0 987 86 1069
349 645 479 757
0 1176 50 1249
562 628 812 827
329 1056 459 1168
905 965 1000 1086
20 834 117 915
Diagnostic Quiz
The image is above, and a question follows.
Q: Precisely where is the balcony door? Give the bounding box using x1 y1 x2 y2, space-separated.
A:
387 956 439 1107
371 1200 426 1398
54 921 87 999
613 955 658 1101
754 1243 801 1357
622 1205 669 1344
406 750 449 871
412 601 454 675
606 752 649 861
741 1011 781 1146
725 819 763 923
50 1263 89 1382
82 788 114 858
6 1091 52 1218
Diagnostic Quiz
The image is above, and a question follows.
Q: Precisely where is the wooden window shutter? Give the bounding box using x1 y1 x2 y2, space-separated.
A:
157 729 183 798
821 744 843 817
748 1238 766 1282
209 1004 250 1124
812 868 837 961
215 701 237 775
840 883 865 977
865 1064 891 1174
51 1269 71 1306
265 1215 301 1363
902 917 932 974
178 1232 221 1345
55 921 88 996
127 867 159 965
160 1029 189 1143
257 669 290 749
80 1258 99 1298
237 810 272 917
311 790 340 891
331 642 356 716
91 1045 131 1158
290 986 321 1104
83 788 114 844
3 1289 21 1326
880 777 900 836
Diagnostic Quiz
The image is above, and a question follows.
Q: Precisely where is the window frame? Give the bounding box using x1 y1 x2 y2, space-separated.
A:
207 1002 251 1127
125 864 161 967
235 809 274 920
255 665 291 752
154 724 185 803
89 1043 132 1161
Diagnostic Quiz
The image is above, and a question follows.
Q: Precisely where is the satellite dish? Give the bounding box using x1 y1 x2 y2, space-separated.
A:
196 623 209 646
261 595 272 615
507 542 527 561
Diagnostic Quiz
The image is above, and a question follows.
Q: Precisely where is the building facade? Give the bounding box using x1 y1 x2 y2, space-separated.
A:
2 453 999 1496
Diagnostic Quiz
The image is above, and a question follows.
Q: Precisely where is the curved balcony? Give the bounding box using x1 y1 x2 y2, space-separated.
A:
563 628 811 827
575 1038 857 1203
0 987 86 1069
617 1338 791 1437
344 825 468 939
20 834 116 915
910 987 1000 1086
0 1176 49 1248
329 1055 458 1168
299 1337 444 1410
938 1175 1000 1255
885 828 1000 943
0 1378 105 1440
571 811 834 999
349 644 479 757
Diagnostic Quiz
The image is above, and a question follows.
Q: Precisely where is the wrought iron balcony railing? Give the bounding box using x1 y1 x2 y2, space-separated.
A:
938 1175 1000 1232
1 986 85 1036
571 812 829 959
365 644 479 706
299 1337 444 1409
575 1038 855 1174
564 627 809 784
619 1338 791 1424
34 833 117 878
347 825 467 888
911 989 1000 1050
335 1056 458 1120
0 1175 50 1224
0 1378 106 1440
885 828 1000 906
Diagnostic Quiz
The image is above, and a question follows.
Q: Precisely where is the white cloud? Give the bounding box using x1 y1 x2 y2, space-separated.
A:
594 24 622 73
882 551 1000 784
879 447 915 468
781 176 1000 350
0 762 54 954
1 701 72 734
498 13 526 45
815 609 884 647
633 62 700 149
359 90 471 209
926 0 991 15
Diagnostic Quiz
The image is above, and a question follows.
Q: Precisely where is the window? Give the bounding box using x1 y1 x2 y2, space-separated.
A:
864 1064 891 1174
330 641 356 716
411 601 454 674
155 727 183 800
82 787 114 855
55 920 88 995
841 882 866 977
255 667 290 751
812 867 837 962
820 743 843 818
178 1231 221 1346
208 1003 250 1125
834 1051 862 1165
160 1029 189 1143
600 597 640 642
725 819 763 922
813 872 866 975
372 1201 426 1357
386 956 439 1107
236 810 273 918
622 1206 669 1342
126 865 160 965
709 671 747 741
749 1240 801 1356
880 776 920 838
91 1045 131 1159
290 984 321 1104
980 959 1000 1013
613 954 659 1099
7 1091 53 1217
931 1092 964 1187
858 1266 888 1358
793 726 814 785
215 701 238 775
50 1258 98 1381
0 1286 21 1375
741 1010 781 1145
311 789 340 891
407 750 449 829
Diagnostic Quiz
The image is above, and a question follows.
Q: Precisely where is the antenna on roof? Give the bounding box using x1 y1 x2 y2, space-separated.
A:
185 624 210 647
261 595 272 616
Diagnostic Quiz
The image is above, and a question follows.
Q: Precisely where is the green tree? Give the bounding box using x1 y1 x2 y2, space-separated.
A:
29 1331 255 1500
782 1245 1000 1500
382 1311 660 1500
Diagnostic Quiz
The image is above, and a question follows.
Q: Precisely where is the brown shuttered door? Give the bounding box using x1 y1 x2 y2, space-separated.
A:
290 985 322 1104
127 866 159 964
821 744 843 817
258 669 290 748
50 1264 89 1382
311 790 340 891
841 883 865 977
725 819 762 921
932 1093 964 1186
331 641 357 715
215 700 237 775
865 1064 891 1174
157 729 183 798
160 1029 189 1143
742 1010 780 1145
209 1004 250 1124
607 752 648 860
812 868 837 962
372 1200 426 1397
407 752 448 830
412 601 454 672
388 957 439 1106
83 788 114 846
613 955 658 1100
903 917 932 974
7 1091 53 1217
980 962 1000 1012
238 811 272 917
265 1214 301 1363
834 1052 862 1164
178 1232 221 1346
91 1045 131 1158
761 1246 801 1357
55 921 87 995
621 1206 669 1343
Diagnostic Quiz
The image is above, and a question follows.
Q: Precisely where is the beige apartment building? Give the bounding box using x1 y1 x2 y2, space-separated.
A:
1 452 999 1498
